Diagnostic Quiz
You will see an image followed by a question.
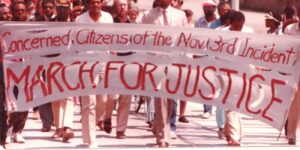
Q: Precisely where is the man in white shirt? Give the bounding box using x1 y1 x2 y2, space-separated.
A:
75 0 113 148
221 10 254 146
96 0 132 140
141 0 187 147
284 8 300 146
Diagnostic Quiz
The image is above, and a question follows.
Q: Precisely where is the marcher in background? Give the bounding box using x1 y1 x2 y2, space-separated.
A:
33 0 56 133
127 6 139 23
50 0 75 143
0 5 12 21
282 0 298 32
75 0 113 147
97 0 132 140
209 0 230 29
284 7 300 146
169 0 189 139
195 0 217 28
184 9 194 27
177 8 195 123
170 0 183 9
141 0 188 147
6 1 29 144
25 0 36 20
221 10 254 146
206 0 232 139
284 8 300 35
194 0 218 120
0 5 12 149
70 0 84 21
265 11 283 35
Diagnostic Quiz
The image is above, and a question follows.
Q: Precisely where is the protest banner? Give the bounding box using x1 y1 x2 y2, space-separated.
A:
0 22 299 130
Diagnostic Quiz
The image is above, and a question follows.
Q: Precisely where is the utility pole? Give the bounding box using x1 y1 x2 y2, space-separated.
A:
232 0 240 11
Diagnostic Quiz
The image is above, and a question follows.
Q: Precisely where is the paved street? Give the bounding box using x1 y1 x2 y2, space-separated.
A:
5 101 300 149
4 0 299 149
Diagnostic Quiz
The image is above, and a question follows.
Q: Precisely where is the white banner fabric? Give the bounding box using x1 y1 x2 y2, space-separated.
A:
1 22 300 130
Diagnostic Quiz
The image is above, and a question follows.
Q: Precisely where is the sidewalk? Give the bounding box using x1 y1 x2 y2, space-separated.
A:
5 101 299 149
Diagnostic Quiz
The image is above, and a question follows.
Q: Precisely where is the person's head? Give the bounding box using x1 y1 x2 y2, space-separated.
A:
128 6 139 22
56 1 71 21
41 0 55 18
286 0 294 7
25 0 36 14
229 10 245 31
0 5 12 21
283 1 296 20
202 0 216 17
221 9 232 27
170 0 182 9
184 9 193 23
217 1 231 21
71 6 83 21
11 1 27 21
113 0 128 15
87 0 104 14
71 1 83 21
156 0 171 10
152 0 158 8
265 11 282 28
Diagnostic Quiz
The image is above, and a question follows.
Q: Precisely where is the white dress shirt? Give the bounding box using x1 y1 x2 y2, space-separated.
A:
141 6 187 27
75 10 113 23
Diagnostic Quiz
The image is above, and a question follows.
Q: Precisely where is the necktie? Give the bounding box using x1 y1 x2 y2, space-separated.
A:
162 10 168 25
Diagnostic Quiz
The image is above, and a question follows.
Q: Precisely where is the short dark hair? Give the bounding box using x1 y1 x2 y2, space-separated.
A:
73 0 83 7
41 0 56 7
11 1 26 12
218 1 230 9
184 9 193 17
229 10 245 23
86 0 104 4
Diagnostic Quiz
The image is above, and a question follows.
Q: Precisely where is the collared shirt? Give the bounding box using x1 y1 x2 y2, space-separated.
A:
141 5 187 27
284 22 300 36
209 18 223 29
157 6 172 25
75 10 113 23
195 16 210 28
